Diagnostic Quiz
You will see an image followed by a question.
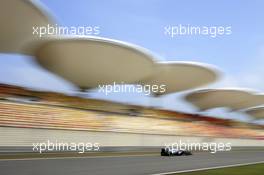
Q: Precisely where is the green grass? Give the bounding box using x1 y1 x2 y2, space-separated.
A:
175 163 264 175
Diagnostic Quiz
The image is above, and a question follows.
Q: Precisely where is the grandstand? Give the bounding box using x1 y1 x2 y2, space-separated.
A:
0 83 263 141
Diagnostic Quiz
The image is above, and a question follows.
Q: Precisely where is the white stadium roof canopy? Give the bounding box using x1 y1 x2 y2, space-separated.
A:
33 36 157 89
232 94 264 110
245 107 264 119
184 88 259 111
139 61 219 95
0 0 54 54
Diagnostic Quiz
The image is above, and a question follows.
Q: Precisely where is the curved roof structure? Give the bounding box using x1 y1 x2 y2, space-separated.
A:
34 36 157 89
185 88 254 111
232 94 264 110
245 107 264 119
0 0 54 54
139 61 219 95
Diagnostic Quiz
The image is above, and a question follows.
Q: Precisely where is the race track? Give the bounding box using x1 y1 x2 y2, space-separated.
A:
1 151 264 175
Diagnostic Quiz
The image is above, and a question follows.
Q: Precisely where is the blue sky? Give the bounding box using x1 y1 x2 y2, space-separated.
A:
1 0 264 123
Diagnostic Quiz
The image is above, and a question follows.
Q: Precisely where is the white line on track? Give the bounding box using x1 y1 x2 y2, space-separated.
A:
150 161 264 175
0 153 158 161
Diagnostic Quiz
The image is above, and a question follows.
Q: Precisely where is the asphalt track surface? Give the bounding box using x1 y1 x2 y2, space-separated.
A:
1 151 264 175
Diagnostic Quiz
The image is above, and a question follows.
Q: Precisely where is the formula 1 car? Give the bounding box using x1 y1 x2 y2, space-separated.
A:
161 147 192 156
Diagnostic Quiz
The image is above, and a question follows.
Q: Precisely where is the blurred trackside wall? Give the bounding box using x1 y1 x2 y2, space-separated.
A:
0 127 263 153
